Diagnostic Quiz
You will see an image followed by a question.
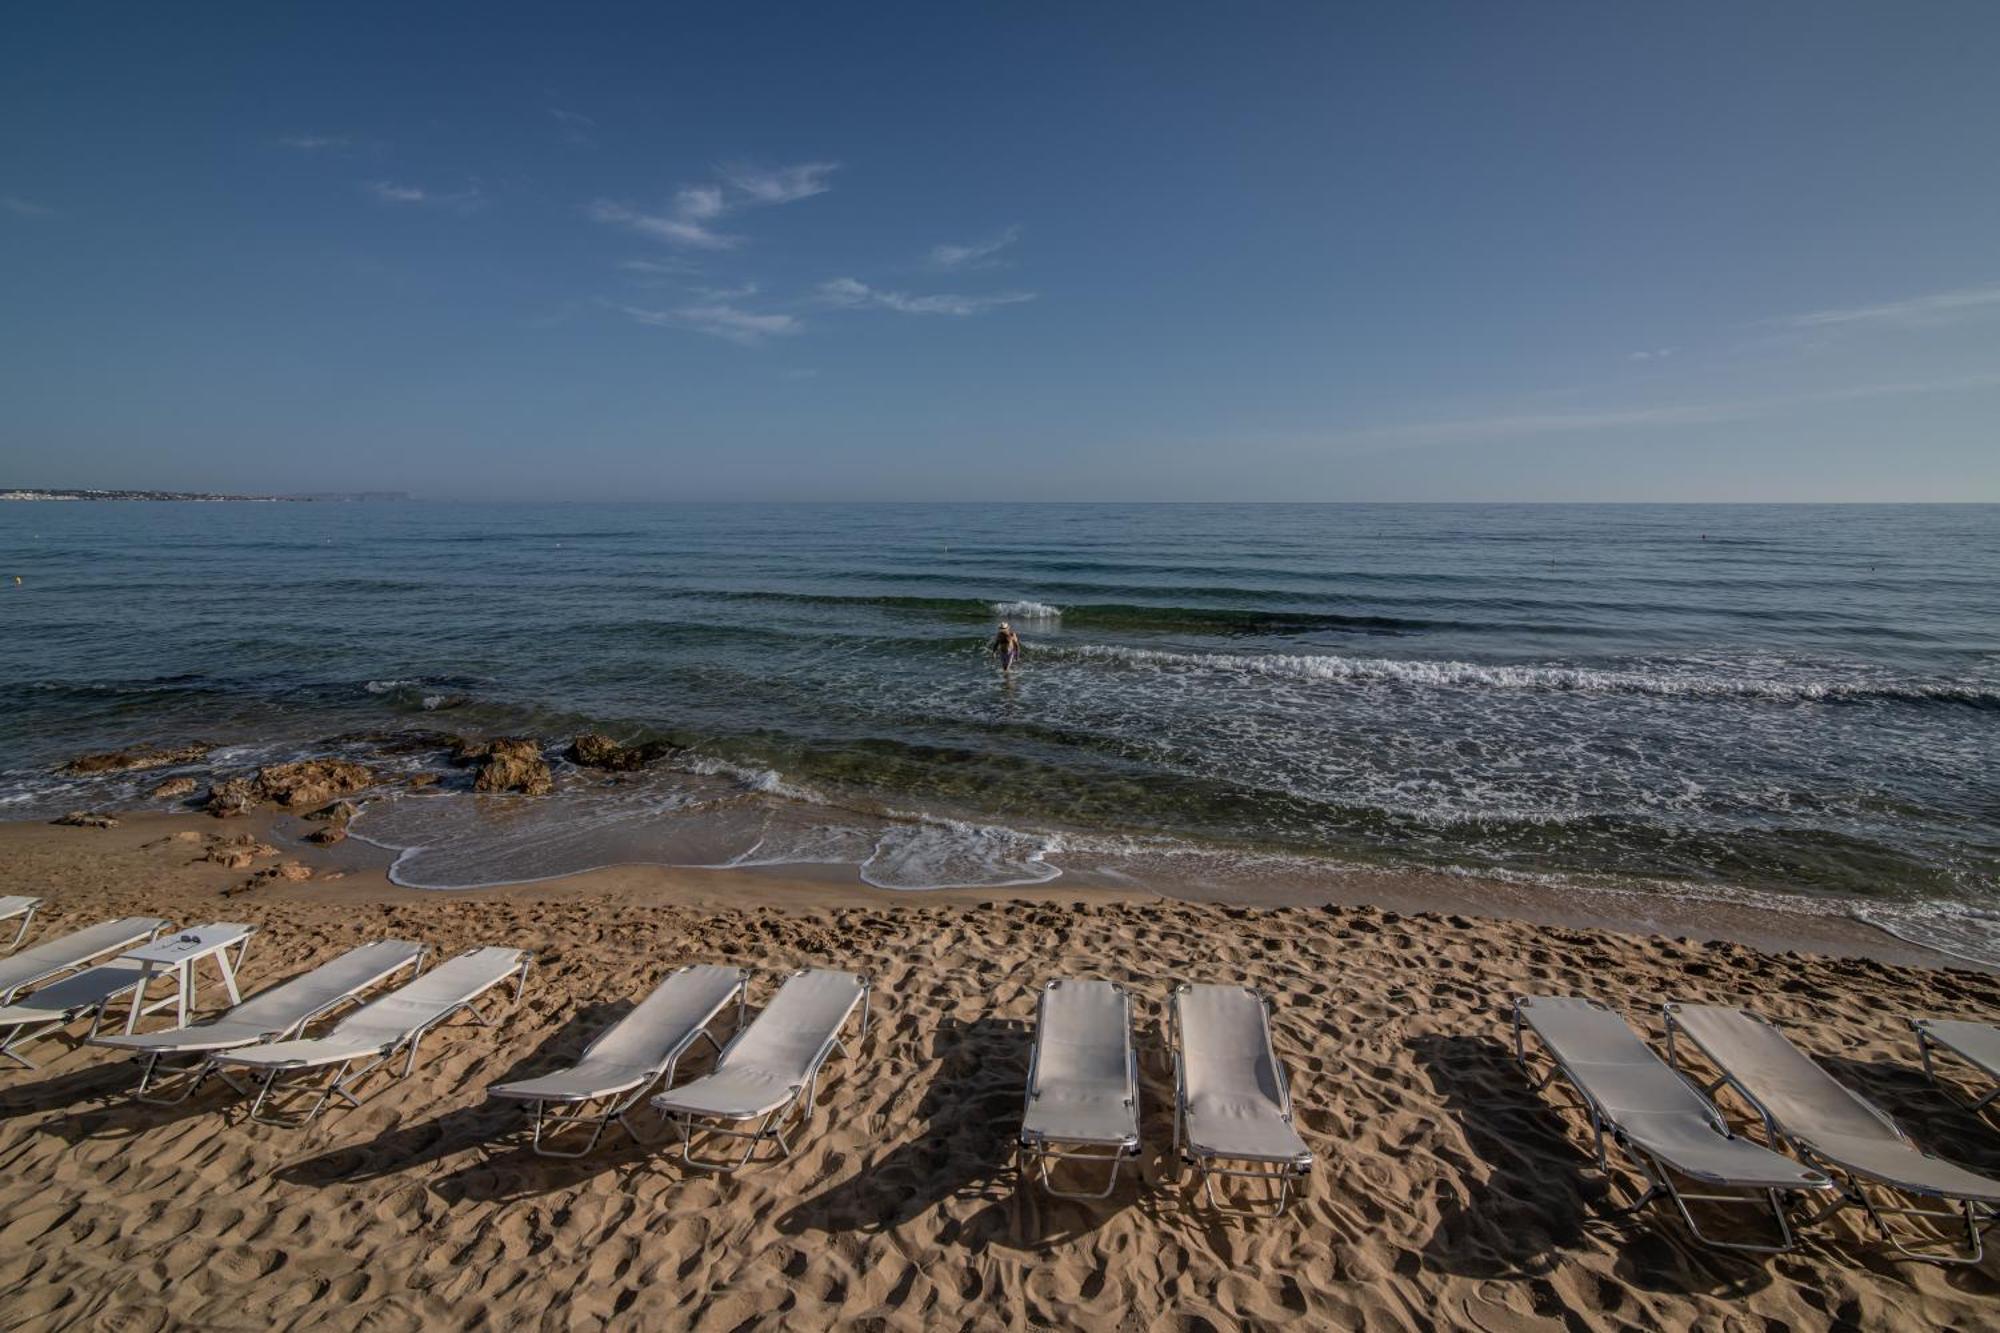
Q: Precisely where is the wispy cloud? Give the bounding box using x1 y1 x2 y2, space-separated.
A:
929 225 1020 270
3 195 53 218
723 161 838 205
1628 347 1678 362
589 160 836 251
589 199 734 249
365 180 484 211
548 107 596 147
618 301 802 346
675 184 726 220
618 257 703 279
1346 373 2000 448
692 281 760 302
1772 282 2000 330
817 276 1035 317
278 134 349 150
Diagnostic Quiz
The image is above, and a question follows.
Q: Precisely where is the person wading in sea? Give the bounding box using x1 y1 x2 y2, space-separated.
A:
989 620 1022 674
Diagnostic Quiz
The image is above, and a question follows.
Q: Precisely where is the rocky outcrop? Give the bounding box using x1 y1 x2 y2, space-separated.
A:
58 742 212 776
200 835 279 869
255 760 374 809
466 738 555 796
52 811 119 828
204 778 261 818
203 761 375 817
304 823 347 846
150 776 199 800
225 861 313 896
304 799 359 823
567 732 679 772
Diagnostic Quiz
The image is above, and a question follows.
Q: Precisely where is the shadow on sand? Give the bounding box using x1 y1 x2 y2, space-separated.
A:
277 1000 651 1195
1409 1032 1772 1299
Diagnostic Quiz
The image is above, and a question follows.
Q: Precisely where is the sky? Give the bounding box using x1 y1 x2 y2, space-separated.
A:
2 3 1998 502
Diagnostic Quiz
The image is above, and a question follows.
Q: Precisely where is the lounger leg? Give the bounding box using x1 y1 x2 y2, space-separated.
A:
1024 1140 1132 1200
132 1052 215 1106
0 1032 39 1070
247 1067 286 1123
7 907 33 951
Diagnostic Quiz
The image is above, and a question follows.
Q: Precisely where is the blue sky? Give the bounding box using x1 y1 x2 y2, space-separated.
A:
3 3 1997 501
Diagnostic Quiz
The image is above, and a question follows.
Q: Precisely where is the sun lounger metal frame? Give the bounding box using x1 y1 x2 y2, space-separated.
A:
96 941 429 1105
1018 978 1141 1199
1168 982 1313 1216
1910 1017 2000 1117
1664 1003 2000 1265
490 964 751 1158
653 968 870 1174
1512 996 1831 1254
0 897 41 951
209 946 533 1128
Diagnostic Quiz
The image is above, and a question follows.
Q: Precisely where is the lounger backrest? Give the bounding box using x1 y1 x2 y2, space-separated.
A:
1669 1004 1895 1143
585 964 744 1067
226 940 426 1030
332 947 526 1044
0 917 168 997
1177 984 1285 1108
721 969 863 1078
1520 996 1723 1120
1032 979 1130 1097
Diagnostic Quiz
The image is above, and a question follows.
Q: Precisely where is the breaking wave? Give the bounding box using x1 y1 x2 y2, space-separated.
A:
1054 644 1997 706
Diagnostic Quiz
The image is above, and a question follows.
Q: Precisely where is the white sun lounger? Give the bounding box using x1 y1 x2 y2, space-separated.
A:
0 916 169 1005
0 897 42 951
1169 982 1313 1214
650 968 869 1172
1910 1018 2000 1116
206 946 532 1127
90 940 427 1102
1019 978 1141 1198
489 963 749 1157
1512 996 1834 1252
1665 1003 2000 1264
0 958 155 1069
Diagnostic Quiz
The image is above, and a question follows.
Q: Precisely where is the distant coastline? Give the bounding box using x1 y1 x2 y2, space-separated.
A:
0 488 412 502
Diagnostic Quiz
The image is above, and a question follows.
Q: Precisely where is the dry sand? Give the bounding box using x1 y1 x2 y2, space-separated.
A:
3 813 1999 1330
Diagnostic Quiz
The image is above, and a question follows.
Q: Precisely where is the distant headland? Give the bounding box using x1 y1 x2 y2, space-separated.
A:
0 488 412 502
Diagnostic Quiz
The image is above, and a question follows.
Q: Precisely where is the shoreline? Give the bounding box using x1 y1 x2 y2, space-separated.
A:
1 807 1981 973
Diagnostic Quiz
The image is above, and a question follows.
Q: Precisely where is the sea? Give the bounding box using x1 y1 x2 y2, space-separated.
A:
3 502 1996 962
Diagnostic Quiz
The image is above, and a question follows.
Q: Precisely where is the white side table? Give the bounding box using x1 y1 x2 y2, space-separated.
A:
119 923 256 1033
0 897 40 951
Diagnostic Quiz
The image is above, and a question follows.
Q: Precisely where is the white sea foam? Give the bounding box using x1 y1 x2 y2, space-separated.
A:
1855 902 2000 971
364 679 418 694
992 600 1061 620
1054 643 1993 704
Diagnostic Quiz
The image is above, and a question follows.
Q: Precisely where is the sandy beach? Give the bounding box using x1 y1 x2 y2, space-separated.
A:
2 813 1997 1330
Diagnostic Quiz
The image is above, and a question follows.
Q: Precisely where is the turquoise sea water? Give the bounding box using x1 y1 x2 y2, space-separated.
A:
3 502 1996 958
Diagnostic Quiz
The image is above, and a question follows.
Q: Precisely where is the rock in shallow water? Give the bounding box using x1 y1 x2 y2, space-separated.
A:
255 760 375 809
566 732 679 771
150 776 199 800
57 742 213 776
460 737 555 796
52 811 119 828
